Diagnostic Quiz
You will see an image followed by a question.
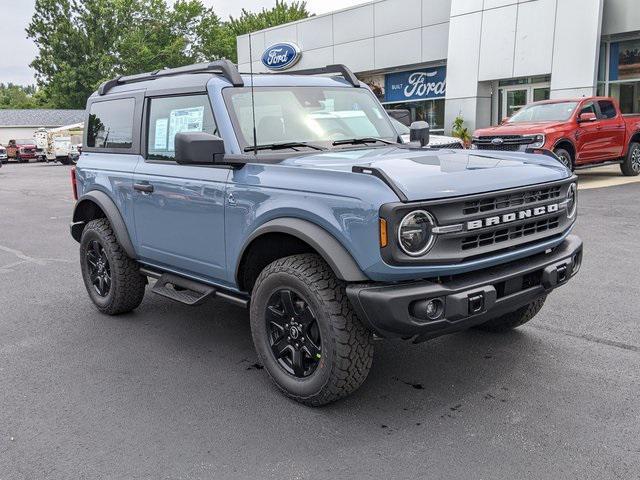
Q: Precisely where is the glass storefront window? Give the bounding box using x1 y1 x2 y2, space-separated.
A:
383 100 445 132
601 38 640 114
610 40 640 81
610 82 640 114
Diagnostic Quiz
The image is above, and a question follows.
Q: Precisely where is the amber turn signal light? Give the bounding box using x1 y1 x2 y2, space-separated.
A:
379 218 388 248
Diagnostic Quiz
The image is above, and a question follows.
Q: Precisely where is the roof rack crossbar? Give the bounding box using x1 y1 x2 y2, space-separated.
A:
275 64 360 87
98 59 244 95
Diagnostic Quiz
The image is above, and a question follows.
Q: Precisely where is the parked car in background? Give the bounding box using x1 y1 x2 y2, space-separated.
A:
472 97 640 176
6 139 37 163
0 145 6 163
390 117 464 148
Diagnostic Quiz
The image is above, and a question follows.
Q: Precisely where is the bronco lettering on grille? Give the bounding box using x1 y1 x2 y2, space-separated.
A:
467 204 559 231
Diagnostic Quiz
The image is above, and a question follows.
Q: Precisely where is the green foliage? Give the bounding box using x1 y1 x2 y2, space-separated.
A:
26 0 310 109
0 83 47 109
451 115 472 146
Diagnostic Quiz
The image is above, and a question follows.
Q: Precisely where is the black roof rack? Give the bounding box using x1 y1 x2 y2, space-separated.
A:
98 59 244 95
273 64 361 87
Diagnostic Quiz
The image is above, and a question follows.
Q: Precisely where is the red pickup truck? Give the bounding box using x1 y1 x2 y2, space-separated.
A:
6 139 37 163
472 97 640 176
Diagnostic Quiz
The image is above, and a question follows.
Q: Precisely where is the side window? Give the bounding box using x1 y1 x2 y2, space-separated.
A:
87 98 135 149
579 102 596 117
146 95 217 161
598 100 617 119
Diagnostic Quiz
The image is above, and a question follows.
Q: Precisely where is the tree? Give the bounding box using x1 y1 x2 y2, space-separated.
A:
0 84 48 109
26 0 311 108
203 0 310 63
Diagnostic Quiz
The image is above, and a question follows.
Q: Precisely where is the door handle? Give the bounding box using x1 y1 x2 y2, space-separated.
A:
134 183 154 193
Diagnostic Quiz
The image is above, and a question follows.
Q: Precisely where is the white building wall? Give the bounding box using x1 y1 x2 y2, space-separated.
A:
0 127 38 146
602 0 640 36
237 0 452 74
445 0 604 132
237 0 636 133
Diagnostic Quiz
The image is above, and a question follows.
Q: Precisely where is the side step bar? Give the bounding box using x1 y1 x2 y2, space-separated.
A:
139 267 249 308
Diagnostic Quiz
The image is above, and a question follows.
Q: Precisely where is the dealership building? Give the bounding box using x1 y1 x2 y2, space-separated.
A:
237 0 640 134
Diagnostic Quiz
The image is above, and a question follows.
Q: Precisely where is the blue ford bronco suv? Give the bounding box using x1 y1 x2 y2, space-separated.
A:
70 61 582 406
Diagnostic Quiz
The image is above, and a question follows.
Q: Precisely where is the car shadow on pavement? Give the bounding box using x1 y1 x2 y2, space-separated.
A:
102 292 537 423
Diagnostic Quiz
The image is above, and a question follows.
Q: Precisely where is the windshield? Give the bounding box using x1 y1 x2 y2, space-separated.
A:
389 117 410 135
224 86 398 150
508 102 578 123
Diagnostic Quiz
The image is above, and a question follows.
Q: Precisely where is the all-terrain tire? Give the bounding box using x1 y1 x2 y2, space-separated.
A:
250 254 374 406
553 148 574 171
80 218 146 315
621 142 640 176
475 296 547 333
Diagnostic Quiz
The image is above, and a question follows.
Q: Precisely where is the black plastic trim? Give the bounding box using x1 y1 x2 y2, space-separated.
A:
98 59 244 95
347 235 582 340
236 218 368 283
70 191 136 259
275 64 360 87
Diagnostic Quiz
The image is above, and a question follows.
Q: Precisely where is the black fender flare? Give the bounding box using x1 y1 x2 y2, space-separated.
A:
236 218 368 283
70 190 137 259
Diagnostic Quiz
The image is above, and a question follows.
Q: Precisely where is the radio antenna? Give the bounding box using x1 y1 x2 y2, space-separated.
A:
248 33 258 155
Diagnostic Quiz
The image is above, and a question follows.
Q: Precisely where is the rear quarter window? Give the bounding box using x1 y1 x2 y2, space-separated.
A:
87 98 135 149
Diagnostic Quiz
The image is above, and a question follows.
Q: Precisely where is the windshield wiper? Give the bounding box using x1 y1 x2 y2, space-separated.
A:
332 137 396 146
244 141 327 152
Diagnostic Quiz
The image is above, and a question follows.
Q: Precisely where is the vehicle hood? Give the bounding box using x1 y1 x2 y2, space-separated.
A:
475 121 564 136
281 146 569 202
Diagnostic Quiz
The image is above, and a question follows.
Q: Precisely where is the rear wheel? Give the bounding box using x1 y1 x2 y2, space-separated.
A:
553 147 573 170
475 296 546 332
621 142 640 176
80 218 146 315
250 254 374 406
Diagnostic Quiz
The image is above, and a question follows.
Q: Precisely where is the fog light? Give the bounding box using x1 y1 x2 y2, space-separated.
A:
412 298 445 321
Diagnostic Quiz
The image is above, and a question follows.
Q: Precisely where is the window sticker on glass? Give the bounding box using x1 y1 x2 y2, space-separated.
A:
154 118 169 150
168 106 205 150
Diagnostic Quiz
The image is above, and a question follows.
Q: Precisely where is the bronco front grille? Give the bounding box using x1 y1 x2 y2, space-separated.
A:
462 185 562 215
461 216 561 251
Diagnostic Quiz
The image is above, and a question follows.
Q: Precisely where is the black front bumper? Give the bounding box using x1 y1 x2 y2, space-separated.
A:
347 235 582 341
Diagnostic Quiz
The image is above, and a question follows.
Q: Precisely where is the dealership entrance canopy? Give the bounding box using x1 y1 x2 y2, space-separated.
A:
236 0 640 134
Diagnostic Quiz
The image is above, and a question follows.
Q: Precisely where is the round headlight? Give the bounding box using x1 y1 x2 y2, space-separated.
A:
398 210 436 256
566 183 577 219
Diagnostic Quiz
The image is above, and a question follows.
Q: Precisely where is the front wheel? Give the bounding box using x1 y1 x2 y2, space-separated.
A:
554 148 573 171
250 254 374 406
621 142 640 176
475 296 546 333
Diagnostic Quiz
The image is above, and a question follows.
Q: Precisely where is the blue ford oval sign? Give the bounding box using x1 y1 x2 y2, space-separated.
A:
261 43 302 71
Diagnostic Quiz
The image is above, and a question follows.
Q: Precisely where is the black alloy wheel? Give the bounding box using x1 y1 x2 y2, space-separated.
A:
265 289 322 378
85 239 112 297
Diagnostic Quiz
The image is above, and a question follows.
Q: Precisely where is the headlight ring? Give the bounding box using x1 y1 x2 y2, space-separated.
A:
397 210 437 256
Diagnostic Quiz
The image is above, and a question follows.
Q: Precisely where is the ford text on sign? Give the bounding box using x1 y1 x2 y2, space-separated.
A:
261 43 302 71
384 67 447 103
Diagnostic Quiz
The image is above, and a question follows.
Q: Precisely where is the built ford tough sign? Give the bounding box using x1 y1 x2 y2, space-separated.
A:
70 61 582 406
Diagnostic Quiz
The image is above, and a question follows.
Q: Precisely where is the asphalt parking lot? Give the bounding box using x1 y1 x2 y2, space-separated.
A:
0 161 638 480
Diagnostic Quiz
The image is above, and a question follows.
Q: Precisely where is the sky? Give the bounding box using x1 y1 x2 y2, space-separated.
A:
0 0 370 86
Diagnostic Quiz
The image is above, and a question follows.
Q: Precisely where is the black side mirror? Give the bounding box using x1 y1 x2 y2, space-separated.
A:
387 109 411 127
175 132 225 165
410 121 430 147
